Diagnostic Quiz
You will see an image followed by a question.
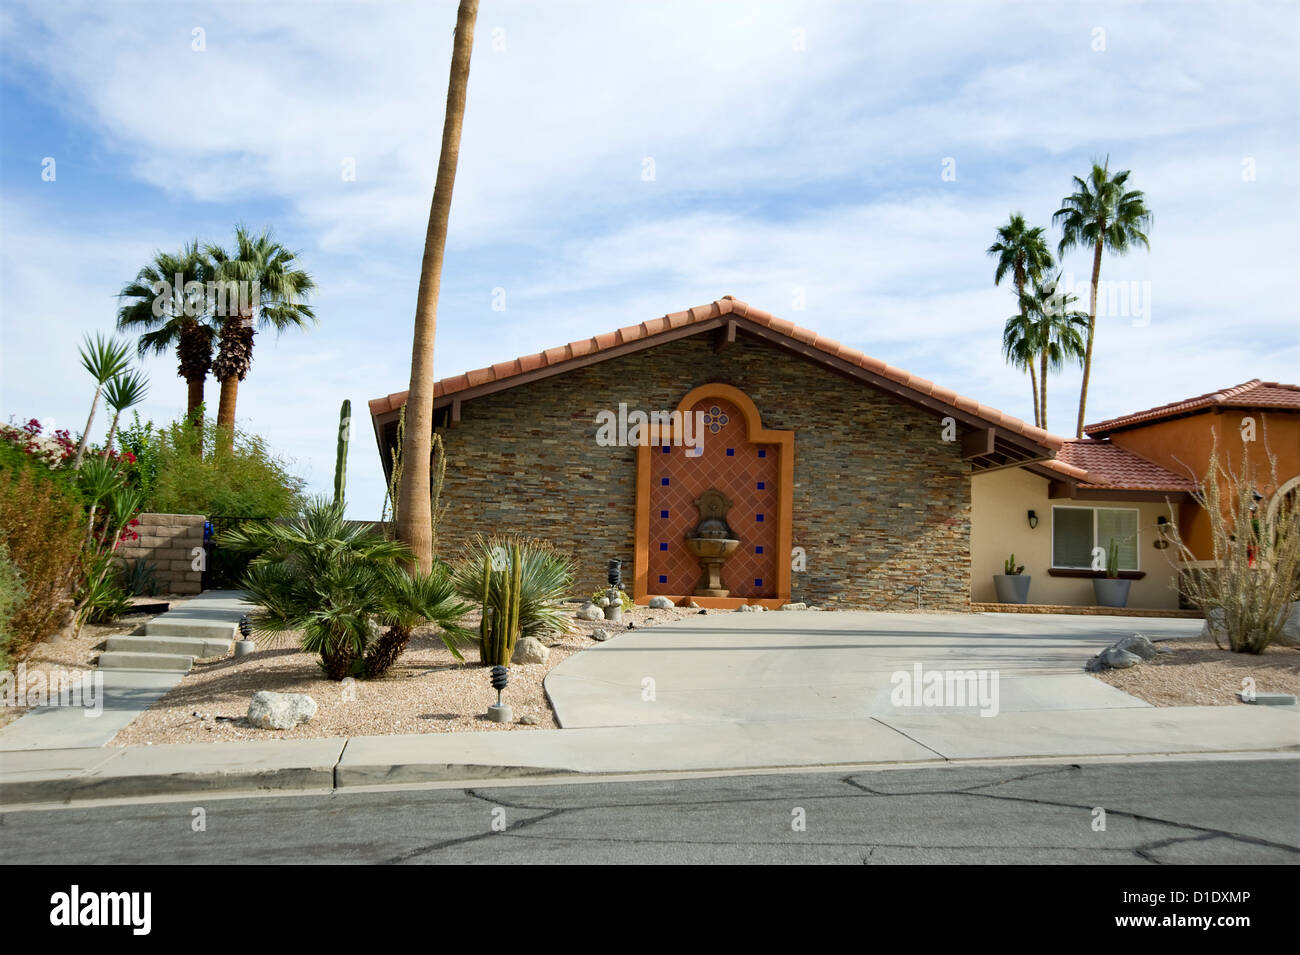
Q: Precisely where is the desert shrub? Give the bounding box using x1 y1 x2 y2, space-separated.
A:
223 497 468 679
118 557 160 597
146 419 303 519
0 542 27 669
452 535 575 664
1172 441 1300 653
0 457 85 658
79 552 133 624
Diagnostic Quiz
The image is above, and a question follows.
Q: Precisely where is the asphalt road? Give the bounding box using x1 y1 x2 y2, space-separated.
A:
4 758 1298 864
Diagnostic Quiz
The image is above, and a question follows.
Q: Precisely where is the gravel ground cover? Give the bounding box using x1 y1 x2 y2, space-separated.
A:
1093 636 1300 706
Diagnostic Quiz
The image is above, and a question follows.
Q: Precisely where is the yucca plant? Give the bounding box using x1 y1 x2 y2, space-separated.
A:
101 370 150 455
72 334 132 469
451 535 575 665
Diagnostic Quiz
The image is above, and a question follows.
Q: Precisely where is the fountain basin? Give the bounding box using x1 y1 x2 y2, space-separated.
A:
685 537 740 560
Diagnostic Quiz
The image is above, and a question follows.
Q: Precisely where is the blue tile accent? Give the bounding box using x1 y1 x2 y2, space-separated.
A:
726 448 735 456
755 545 764 554
660 510 669 519
659 542 668 551
756 513 764 522
661 445 670 453
756 481 765 490
661 477 670 486
758 449 766 458
754 578 763 587
658 575 668 584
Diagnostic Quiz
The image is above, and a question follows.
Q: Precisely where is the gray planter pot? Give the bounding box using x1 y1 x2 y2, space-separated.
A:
993 574 1031 604
1093 577 1131 608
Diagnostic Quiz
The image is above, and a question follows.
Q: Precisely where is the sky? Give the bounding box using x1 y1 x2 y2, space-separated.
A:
1 0 1297 519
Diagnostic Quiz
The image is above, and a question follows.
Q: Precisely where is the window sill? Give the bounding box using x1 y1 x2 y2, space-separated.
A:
1047 568 1146 580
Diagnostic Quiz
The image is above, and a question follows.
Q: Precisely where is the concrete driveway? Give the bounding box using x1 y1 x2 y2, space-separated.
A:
545 611 1205 728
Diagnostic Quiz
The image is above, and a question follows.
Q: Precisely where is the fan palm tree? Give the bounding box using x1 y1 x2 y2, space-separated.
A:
101 369 150 455
1002 311 1042 427
1022 274 1089 432
1054 158 1152 436
206 226 316 448
72 334 132 469
988 214 1054 427
117 241 221 435
397 0 479 572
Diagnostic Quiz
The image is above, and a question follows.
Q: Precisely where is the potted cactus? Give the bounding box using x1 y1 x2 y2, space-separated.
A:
993 554 1031 604
1092 539 1132 608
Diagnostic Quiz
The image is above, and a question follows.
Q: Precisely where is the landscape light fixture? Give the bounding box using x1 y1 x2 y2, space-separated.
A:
486 665 512 723
607 558 622 589
234 614 256 658
1027 510 1038 529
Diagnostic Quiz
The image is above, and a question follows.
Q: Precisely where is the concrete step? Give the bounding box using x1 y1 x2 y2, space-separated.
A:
105 634 231 658
97 651 194 673
145 618 238 641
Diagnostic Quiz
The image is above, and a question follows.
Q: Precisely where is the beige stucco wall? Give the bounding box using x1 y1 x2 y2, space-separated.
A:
971 467 1181 609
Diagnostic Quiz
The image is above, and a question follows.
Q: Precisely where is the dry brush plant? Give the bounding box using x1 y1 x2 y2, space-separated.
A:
1169 439 1299 654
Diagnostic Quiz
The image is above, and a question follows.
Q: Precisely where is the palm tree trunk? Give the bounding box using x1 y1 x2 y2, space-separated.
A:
72 387 103 470
1014 266 1040 428
186 378 205 423
1076 236 1104 438
1039 349 1049 431
397 0 479 572
1028 364 1039 429
216 377 239 443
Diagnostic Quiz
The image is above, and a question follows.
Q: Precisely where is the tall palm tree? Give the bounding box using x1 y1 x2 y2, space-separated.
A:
72 334 132 470
207 226 316 447
1054 158 1152 436
988 213 1054 426
117 241 221 436
1002 311 1041 427
1022 274 1089 432
397 0 479 572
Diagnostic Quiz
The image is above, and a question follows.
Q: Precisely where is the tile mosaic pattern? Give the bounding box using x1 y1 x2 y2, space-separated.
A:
647 396 779 598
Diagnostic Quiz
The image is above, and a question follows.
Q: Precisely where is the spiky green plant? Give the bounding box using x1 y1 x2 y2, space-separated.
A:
73 334 132 469
101 369 150 455
451 535 575 665
1003 554 1024 575
334 399 351 506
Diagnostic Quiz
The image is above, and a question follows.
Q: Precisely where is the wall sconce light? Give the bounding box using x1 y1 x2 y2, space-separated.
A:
1027 510 1039 529
1154 515 1171 549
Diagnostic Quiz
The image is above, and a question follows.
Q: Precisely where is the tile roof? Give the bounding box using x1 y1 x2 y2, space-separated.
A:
1084 379 1300 436
368 296 1063 451
1042 439 1197 492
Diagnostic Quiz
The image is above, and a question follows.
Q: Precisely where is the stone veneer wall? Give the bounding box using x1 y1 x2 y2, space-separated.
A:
433 333 972 610
114 512 205 595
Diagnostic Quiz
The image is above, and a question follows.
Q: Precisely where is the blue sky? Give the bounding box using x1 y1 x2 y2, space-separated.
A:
1 0 1297 519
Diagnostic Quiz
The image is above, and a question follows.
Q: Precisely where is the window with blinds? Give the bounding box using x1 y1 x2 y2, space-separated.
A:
1052 506 1139 571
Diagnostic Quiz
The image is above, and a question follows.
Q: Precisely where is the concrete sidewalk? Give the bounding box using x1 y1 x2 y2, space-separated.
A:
2 705 1296 806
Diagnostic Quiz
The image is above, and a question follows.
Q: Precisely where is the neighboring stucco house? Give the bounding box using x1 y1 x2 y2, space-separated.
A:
971 379 1300 610
369 297 1063 610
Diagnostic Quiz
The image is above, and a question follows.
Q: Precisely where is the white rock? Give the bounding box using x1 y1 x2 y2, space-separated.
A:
247 691 317 730
780 602 808 611
648 596 674 609
511 636 550 665
576 603 605 621
597 596 610 608
591 628 611 642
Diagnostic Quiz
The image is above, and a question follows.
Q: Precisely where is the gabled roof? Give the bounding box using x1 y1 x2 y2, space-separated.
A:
369 296 1062 466
1045 439 1197 492
1084 379 1300 437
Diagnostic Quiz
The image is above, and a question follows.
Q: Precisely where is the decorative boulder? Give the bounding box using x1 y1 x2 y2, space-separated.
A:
1114 633 1159 661
736 604 757 613
648 596 674 609
1278 602 1300 648
511 636 550 665
247 691 317 730
590 628 611 642
597 596 611 608
577 603 605 621
780 602 808 612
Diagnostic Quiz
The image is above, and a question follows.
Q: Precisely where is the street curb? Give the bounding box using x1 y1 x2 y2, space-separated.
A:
0 765 336 806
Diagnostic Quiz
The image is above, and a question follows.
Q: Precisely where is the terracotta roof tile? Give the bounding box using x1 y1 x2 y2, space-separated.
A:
1053 439 1197 491
369 296 1062 452
1085 379 1300 435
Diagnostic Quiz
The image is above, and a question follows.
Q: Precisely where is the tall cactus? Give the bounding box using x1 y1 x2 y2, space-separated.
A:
334 399 351 506
479 540 523 665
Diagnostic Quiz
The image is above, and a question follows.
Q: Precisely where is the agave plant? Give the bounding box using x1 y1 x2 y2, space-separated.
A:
450 535 575 665
223 497 467 679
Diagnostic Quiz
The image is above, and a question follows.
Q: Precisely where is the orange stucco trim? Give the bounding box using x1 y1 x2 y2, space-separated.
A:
633 382 794 606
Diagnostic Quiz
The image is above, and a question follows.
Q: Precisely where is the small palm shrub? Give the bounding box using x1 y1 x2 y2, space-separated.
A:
223 497 468 679
451 535 575 665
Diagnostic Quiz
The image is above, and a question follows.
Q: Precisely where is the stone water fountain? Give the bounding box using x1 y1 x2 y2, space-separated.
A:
685 489 741 597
